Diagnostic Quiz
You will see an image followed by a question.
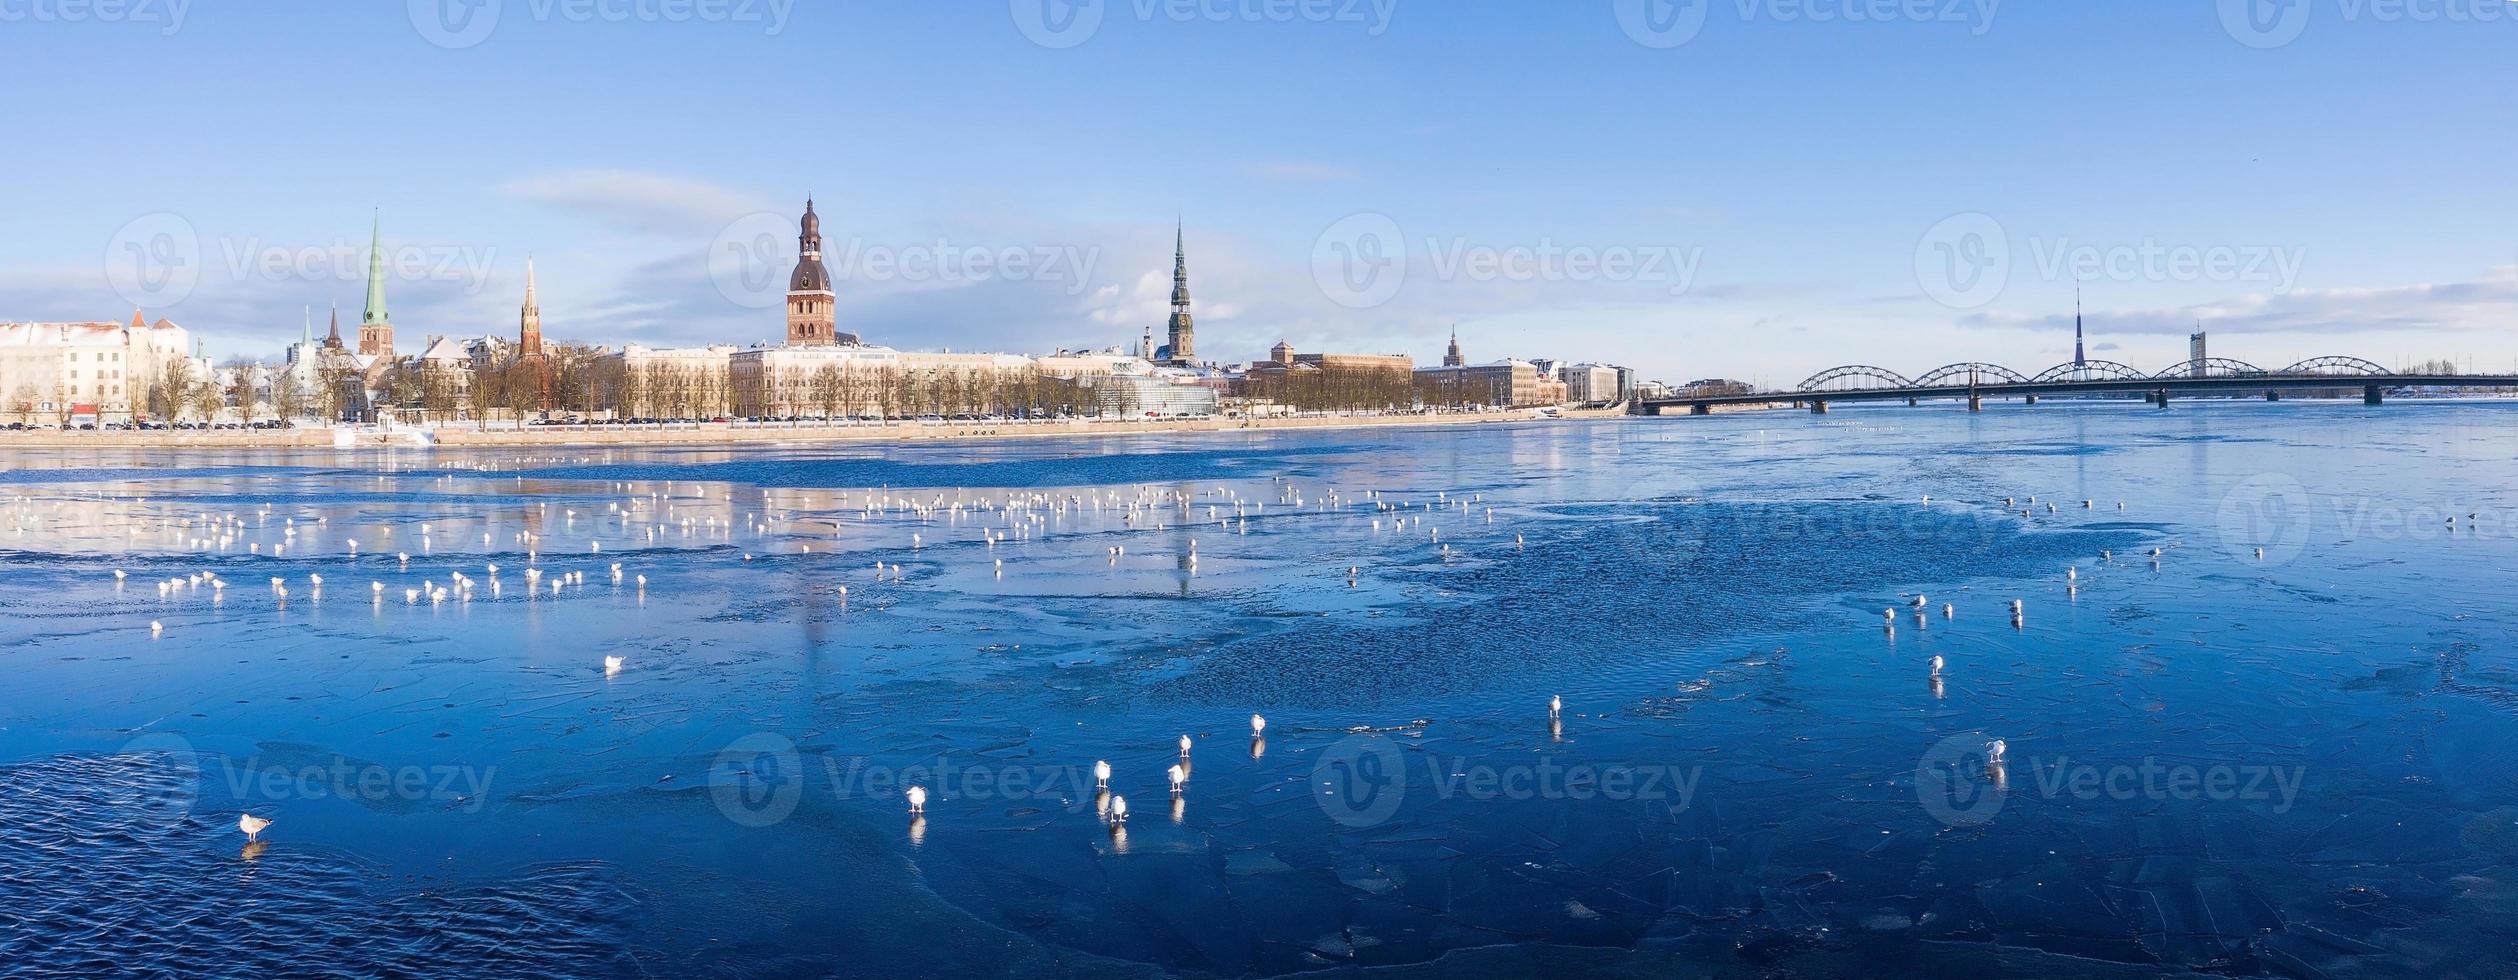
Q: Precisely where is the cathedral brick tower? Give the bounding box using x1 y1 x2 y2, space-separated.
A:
518 257 550 411
786 199 840 346
519 256 544 357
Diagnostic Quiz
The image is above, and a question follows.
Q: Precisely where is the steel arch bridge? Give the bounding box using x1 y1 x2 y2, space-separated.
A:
2277 356 2390 376
1911 362 2029 387
1797 365 1914 392
2029 360 2146 383
2150 358 2270 380
1644 353 2496 416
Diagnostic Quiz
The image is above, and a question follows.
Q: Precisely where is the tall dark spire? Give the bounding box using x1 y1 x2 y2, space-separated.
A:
1444 327 1464 367
324 304 343 350
2073 282 2086 367
1164 221 1196 366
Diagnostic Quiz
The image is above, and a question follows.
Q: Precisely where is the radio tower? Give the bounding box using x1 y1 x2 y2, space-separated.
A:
2073 283 2087 368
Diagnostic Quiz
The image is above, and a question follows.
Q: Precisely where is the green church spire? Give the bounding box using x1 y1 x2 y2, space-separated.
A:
361 211 389 325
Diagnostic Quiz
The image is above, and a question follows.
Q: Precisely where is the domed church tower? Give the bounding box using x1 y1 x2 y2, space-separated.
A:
786 199 843 346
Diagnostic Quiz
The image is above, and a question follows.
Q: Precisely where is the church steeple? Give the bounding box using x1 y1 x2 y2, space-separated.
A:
324 304 343 350
1164 221 1196 366
519 255 543 356
357 212 394 357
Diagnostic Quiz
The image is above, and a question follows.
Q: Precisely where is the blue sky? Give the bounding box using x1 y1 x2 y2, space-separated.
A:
2 0 2512 385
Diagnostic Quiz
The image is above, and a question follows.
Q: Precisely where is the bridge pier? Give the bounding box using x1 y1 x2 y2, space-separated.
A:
1967 393 1982 412
1691 403 1711 416
2266 390 2281 402
2365 385 2384 406
1907 397 1918 407
2025 394 2040 405
1810 400 1830 415
2152 388 2170 408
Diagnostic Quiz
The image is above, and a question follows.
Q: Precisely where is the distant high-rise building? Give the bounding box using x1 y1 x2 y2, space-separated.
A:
786 199 851 346
357 214 394 357
2190 330 2208 378
1164 223 1196 366
1443 328 1465 367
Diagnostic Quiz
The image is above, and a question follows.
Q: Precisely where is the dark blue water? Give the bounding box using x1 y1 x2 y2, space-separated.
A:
4 404 2516 976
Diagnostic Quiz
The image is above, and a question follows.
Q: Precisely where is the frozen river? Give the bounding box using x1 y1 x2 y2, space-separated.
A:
4 404 2516 977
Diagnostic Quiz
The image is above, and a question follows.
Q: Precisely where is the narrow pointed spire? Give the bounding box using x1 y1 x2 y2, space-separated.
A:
519 255 544 356
362 210 389 326
1163 220 1195 365
303 306 313 346
2072 282 2086 367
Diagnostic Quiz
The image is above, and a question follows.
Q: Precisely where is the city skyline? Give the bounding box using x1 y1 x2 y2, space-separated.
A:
2 4 2513 383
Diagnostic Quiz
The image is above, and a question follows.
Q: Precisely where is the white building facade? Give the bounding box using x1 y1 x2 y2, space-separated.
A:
0 314 199 423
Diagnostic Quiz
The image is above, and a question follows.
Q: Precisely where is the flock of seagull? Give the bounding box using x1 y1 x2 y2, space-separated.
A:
16 457 2209 844
25 464 1531 844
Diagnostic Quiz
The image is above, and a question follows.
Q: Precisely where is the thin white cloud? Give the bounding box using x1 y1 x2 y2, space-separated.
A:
1245 162 1360 182
497 171 775 239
